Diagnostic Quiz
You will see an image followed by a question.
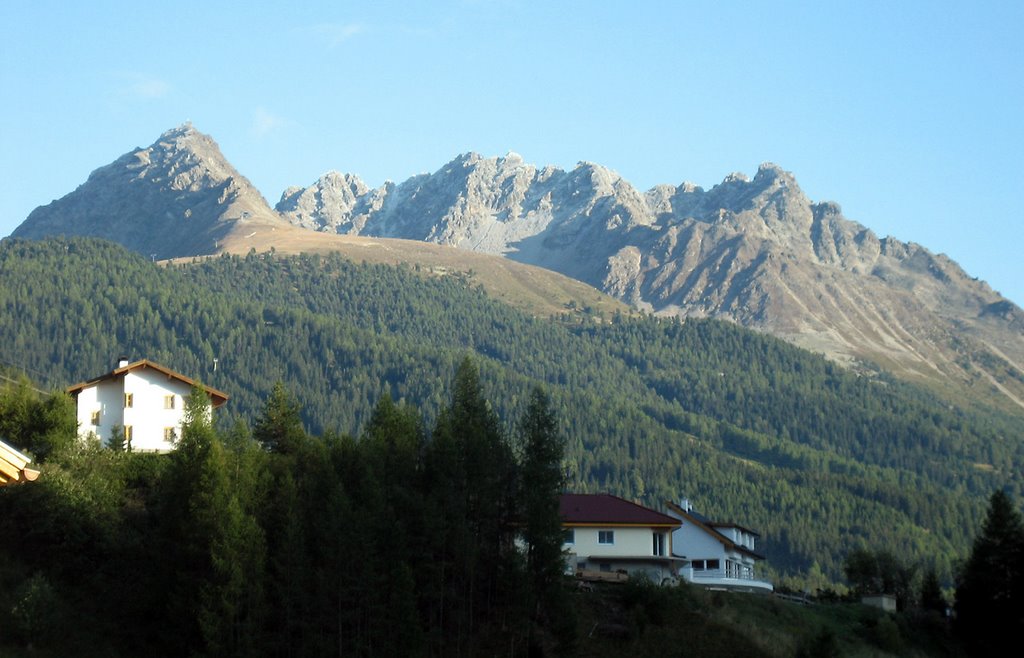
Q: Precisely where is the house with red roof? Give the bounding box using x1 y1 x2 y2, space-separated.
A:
560 493 684 583
665 499 773 593
67 358 228 453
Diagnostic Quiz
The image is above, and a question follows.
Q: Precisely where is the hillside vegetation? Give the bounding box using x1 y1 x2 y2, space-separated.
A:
1 237 1022 586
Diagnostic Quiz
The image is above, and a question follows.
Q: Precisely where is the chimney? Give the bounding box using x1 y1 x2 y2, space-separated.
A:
680 498 692 512
117 356 130 368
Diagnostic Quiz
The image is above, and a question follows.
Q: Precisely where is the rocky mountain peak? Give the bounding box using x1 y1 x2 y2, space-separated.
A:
14 126 1023 408
159 121 199 141
754 161 789 179
13 124 278 258
570 161 625 196
501 150 524 165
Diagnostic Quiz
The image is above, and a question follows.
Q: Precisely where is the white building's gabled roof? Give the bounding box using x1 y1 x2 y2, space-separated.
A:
665 499 766 560
66 359 229 407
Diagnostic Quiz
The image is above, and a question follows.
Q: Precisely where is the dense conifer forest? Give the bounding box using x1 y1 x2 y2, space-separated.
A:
1 361 577 655
2 237 1023 590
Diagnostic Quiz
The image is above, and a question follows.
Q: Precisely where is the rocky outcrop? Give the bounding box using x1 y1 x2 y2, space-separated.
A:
280 158 1024 402
13 124 284 259
12 125 1023 406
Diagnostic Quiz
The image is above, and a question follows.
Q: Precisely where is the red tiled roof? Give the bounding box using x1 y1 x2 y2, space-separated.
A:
66 359 229 408
560 493 681 527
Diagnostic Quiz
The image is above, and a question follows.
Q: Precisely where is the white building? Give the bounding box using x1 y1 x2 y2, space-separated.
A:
665 499 773 593
66 358 228 453
560 493 684 584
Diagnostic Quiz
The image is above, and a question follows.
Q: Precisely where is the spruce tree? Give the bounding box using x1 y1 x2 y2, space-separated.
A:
518 386 573 649
252 382 306 454
919 567 946 615
955 489 1024 652
518 388 565 598
428 357 518 652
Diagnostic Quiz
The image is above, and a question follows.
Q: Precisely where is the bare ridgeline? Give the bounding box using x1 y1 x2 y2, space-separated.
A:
14 124 1024 406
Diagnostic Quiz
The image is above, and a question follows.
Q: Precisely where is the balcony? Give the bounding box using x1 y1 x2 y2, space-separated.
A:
681 566 774 593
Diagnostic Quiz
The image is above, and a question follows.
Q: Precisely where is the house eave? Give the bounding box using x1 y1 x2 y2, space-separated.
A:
66 359 229 407
665 500 764 558
563 522 680 529
585 554 687 563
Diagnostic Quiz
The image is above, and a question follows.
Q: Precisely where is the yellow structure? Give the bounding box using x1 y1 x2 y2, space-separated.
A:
0 438 40 486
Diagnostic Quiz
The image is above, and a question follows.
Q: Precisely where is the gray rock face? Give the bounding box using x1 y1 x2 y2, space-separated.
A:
280 157 1024 402
12 125 1023 405
13 124 281 259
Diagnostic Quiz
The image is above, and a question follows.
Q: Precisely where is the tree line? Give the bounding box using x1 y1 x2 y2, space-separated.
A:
0 359 573 656
1 236 1022 587
841 489 1024 654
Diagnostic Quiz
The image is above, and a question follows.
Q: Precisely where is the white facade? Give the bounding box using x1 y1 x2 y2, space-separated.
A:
69 360 227 453
666 501 773 593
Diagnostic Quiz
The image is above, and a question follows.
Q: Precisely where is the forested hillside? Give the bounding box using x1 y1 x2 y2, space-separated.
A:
2 237 1022 586
1 363 575 655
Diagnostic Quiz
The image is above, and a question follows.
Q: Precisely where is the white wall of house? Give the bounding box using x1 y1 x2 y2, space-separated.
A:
76 381 123 444
666 505 772 591
76 371 206 453
672 520 766 586
672 522 727 562
715 525 757 551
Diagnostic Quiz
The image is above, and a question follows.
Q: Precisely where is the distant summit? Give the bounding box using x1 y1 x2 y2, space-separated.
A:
12 125 1024 407
13 124 284 259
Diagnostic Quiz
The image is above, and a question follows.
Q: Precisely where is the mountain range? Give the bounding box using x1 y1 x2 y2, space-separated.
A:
13 124 1024 407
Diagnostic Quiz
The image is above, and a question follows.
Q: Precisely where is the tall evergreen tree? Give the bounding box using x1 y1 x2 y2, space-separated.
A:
0 379 76 460
161 385 268 655
919 567 946 615
955 489 1024 653
426 358 519 653
518 388 566 604
252 382 306 454
518 386 574 650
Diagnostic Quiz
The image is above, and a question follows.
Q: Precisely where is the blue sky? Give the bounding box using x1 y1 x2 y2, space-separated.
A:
2 0 1022 304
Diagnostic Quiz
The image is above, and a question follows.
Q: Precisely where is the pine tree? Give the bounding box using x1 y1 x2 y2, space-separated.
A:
518 387 565 598
426 358 518 653
518 386 574 650
919 567 946 615
0 380 76 460
252 382 306 454
955 489 1024 653
159 384 268 655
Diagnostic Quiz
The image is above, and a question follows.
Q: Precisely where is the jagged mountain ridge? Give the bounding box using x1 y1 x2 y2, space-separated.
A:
11 126 628 320
279 151 1024 404
11 125 1024 406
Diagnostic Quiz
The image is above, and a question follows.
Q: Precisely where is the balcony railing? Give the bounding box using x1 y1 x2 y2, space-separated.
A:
681 567 773 592
690 568 758 581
